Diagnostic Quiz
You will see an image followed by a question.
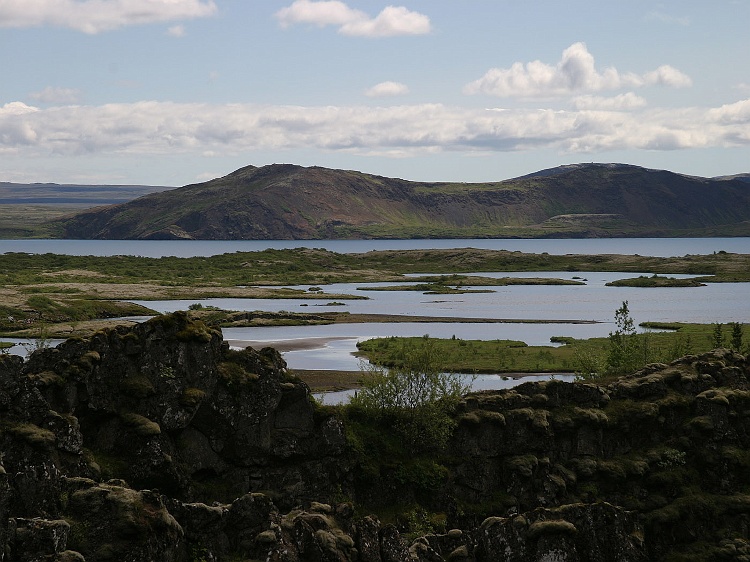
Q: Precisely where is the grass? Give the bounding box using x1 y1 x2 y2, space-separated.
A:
355 323 750 375
606 274 706 287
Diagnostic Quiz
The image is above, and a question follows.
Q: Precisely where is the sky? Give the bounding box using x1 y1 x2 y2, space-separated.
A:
1 0 749 186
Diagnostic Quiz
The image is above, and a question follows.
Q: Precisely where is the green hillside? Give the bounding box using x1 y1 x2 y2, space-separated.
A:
52 163 750 239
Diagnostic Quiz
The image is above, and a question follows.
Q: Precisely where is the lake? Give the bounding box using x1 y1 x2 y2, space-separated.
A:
130 269 750 374
2 238 749 396
1 237 749 258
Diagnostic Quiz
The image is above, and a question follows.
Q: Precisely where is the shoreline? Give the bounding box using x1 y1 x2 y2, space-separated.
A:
226 336 353 352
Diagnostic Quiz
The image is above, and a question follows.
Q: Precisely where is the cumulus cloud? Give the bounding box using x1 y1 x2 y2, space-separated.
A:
0 0 217 34
29 87 83 105
275 0 431 37
365 81 410 97
643 65 692 88
1 98 749 161
464 43 691 98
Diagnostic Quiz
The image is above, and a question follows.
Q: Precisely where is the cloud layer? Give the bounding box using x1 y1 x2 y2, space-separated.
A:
2 98 748 160
0 0 217 33
465 43 692 98
275 1 431 37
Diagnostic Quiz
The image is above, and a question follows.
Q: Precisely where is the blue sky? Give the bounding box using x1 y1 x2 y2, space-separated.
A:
1 0 749 186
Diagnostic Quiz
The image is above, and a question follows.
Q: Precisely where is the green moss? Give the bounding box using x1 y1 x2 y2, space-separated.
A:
393 458 449 493
79 350 101 366
119 412 161 436
121 331 140 343
478 410 506 425
457 412 482 425
180 387 206 408
605 399 659 427
65 517 90 552
119 376 156 398
571 407 609 426
4 421 56 448
688 415 715 432
527 519 577 539
697 389 731 406
176 320 215 343
30 370 65 387
505 454 539 478
597 459 627 480
217 361 260 385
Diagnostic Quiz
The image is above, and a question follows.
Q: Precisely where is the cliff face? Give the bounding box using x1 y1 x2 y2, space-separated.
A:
1 314 750 561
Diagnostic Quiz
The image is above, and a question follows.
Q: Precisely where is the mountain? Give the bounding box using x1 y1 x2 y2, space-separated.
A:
714 173 750 184
53 163 750 239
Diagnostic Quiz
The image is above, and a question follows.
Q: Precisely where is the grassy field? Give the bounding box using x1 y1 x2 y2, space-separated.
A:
355 322 749 376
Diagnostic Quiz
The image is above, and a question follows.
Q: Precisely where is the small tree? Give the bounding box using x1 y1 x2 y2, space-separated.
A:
730 322 744 352
712 323 725 349
351 337 471 452
606 301 640 375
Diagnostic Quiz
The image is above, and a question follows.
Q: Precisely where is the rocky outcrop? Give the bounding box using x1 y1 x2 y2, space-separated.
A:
443 349 750 560
1 314 750 560
0 313 349 560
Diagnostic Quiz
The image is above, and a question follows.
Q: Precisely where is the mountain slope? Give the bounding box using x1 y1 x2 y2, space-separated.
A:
54 163 750 239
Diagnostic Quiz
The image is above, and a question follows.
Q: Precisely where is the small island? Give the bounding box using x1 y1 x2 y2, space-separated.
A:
605 274 706 287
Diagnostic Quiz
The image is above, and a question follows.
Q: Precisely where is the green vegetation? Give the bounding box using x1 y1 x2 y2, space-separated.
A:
606 274 705 287
605 301 641 375
342 337 465 519
350 337 471 453
357 336 531 373
356 320 750 377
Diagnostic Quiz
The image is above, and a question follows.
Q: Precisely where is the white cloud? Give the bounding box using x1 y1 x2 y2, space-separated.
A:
1 102 39 115
29 86 83 105
464 42 691 98
365 81 410 97
572 93 647 110
643 65 692 88
167 24 186 37
276 0 361 27
1 98 748 160
0 0 217 34
275 0 431 37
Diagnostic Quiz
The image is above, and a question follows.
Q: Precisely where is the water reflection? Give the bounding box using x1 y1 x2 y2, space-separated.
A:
314 373 577 405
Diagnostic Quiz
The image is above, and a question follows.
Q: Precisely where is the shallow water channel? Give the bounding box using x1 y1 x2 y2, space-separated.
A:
125 270 750 401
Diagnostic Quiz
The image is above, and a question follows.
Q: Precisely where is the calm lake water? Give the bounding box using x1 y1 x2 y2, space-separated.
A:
1 237 749 257
133 270 750 373
3 238 749 397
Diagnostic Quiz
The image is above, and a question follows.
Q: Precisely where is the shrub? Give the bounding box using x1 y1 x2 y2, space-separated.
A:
350 337 471 452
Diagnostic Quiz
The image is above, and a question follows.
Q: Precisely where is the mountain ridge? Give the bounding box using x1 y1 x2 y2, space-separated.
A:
52 162 750 240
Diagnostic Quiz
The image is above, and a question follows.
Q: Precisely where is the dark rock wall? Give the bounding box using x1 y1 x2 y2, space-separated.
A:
1 314 750 560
